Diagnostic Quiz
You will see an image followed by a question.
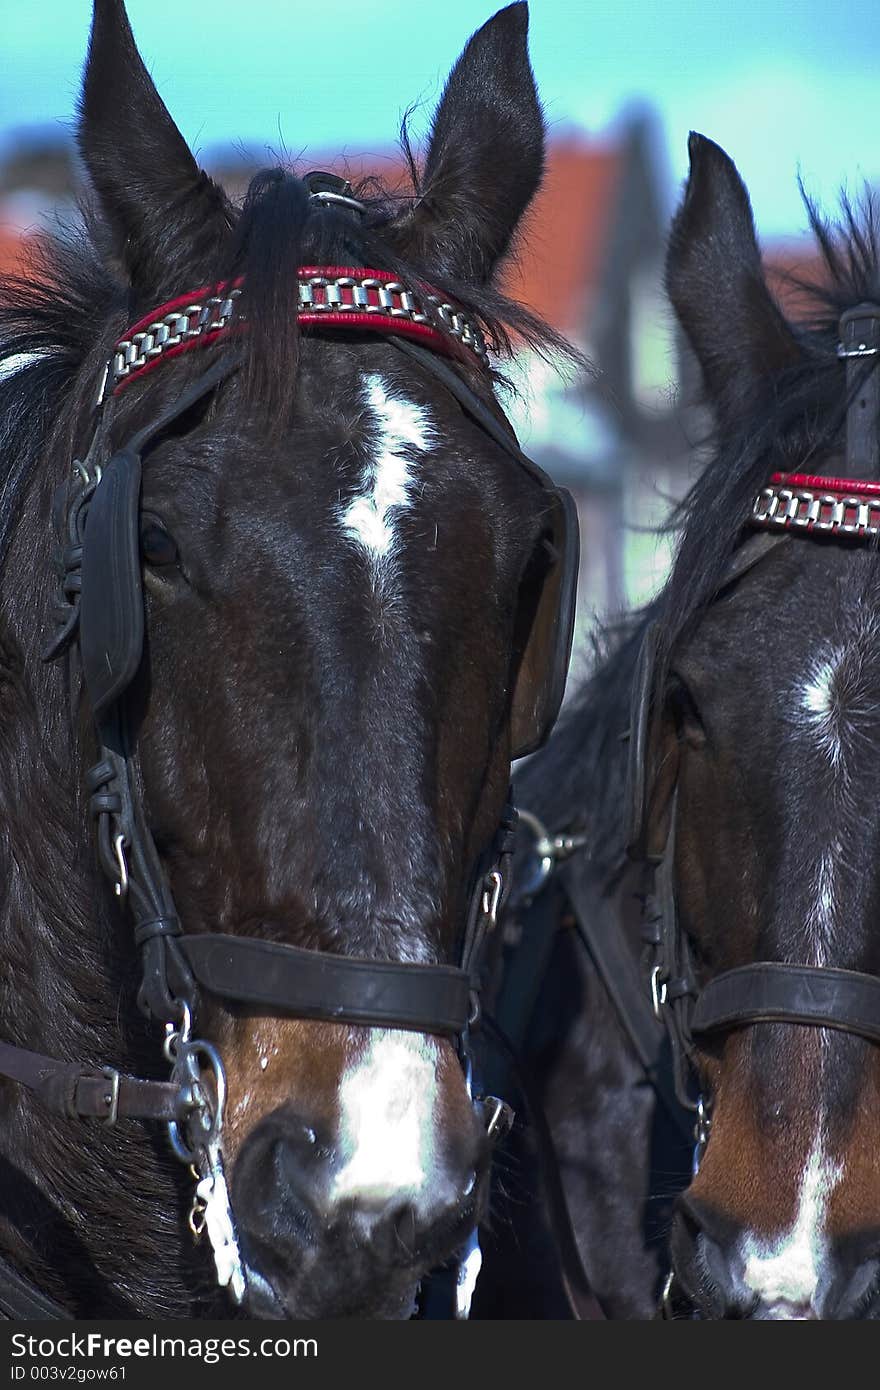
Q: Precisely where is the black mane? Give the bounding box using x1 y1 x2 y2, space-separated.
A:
519 191 880 874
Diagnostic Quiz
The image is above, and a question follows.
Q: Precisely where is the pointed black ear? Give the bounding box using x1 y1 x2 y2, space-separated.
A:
666 133 803 415
407 3 544 285
78 0 229 295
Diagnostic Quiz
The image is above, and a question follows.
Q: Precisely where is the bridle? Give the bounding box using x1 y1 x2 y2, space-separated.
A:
508 300 880 1321
0 181 579 1318
626 300 880 1315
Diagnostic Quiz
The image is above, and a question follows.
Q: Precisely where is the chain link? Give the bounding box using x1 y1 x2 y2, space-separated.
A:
102 276 487 399
108 291 242 395
752 483 880 535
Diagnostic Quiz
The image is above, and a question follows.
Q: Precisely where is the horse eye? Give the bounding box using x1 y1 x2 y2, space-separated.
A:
140 521 179 568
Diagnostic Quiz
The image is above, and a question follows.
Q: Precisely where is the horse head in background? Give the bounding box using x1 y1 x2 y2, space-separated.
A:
657 133 880 1319
485 133 880 1320
0 0 577 1319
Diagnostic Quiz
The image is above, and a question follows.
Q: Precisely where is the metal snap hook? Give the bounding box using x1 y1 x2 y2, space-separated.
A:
163 1000 193 1062
188 1192 208 1240
112 833 129 900
481 869 503 927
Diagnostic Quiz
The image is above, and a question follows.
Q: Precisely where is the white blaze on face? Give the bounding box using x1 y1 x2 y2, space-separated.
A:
340 373 434 572
804 850 836 969
798 649 845 766
801 657 836 717
740 1131 843 1316
795 648 850 966
331 1030 440 1206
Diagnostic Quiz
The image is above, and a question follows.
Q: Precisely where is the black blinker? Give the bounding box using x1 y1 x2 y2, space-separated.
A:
79 447 145 720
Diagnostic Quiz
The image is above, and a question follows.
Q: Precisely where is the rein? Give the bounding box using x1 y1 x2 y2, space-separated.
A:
0 248 577 1318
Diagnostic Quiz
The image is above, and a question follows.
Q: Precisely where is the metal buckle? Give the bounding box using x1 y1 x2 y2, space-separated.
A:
99 1066 120 1126
837 341 880 359
308 190 366 214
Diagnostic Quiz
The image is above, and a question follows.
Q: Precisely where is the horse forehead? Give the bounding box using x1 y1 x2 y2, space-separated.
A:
686 555 880 724
217 372 467 510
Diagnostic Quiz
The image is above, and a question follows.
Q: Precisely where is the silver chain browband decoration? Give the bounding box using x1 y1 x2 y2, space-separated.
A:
99 274 488 404
751 309 880 540
751 481 880 536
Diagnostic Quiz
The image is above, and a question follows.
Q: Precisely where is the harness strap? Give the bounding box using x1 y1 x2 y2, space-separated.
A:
181 935 473 1038
560 858 695 1145
0 1041 180 1122
839 303 880 478
479 1016 606 1321
388 336 554 487
692 961 880 1044
479 877 568 1086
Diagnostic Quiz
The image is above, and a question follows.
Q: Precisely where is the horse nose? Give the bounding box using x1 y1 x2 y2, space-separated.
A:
344 1180 477 1265
235 1105 486 1266
671 1197 880 1319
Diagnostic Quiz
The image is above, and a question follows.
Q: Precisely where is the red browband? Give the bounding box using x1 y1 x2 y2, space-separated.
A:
101 267 488 402
769 471 880 496
752 471 880 536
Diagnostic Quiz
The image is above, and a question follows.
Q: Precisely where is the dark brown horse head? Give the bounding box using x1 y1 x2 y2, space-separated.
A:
0 0 576 1319
654 133 880 1318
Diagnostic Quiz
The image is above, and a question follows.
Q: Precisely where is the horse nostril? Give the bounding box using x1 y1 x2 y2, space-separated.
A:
349 1184 473 1267
826 1254 880 1319
271 1122 325 1190
349 1198 421 1263
670 1198 750 1319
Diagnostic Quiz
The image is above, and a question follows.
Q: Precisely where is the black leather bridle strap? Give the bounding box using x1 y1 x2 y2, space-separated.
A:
0 1041 180 1122
388 336 553 485
181 934 473 1036
561 858 695 1145
479 1016 606 1321
692 961 880 1044
839 303 880 478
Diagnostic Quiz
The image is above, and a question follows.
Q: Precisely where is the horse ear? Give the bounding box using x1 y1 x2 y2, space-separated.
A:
665 133 803 415
77 0 229 295
407 3 544 285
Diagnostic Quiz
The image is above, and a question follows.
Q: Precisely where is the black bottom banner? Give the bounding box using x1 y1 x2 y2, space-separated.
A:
0 1319 659 1386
